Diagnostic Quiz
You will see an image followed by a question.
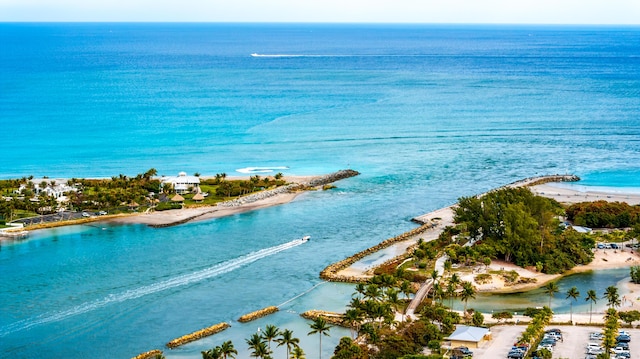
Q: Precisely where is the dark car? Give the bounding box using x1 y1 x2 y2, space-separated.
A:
616 334 631 343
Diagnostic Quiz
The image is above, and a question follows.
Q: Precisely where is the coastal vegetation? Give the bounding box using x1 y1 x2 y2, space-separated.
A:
566 200 640 228
453 187 595 274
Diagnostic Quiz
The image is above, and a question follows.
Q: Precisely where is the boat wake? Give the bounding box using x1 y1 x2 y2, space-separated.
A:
0 239 306 337
236 166 289 174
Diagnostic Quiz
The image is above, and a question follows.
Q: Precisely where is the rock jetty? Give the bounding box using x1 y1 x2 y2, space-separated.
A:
131 349 163 359
301 310 347 327
166 322 230 349
151 169 360 228
320 223 432 283
237 306 279 323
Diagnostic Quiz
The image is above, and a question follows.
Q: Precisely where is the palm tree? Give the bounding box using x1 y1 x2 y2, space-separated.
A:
308 317 332 359
542 281 559 309
566 286 580 323
431 281 443 304
275 329 300 359
399 280 413 300
262 324 281 350
290 347 306 359
249 342 270 359
586 289 598 324
604 285 621 309
353 283 366 299
363 284 382 302
202 346 222 359
343 308 363 339
220 340 237 359
246 333 265 356
460 281 476 316
430 269 440 283
445 281 456 309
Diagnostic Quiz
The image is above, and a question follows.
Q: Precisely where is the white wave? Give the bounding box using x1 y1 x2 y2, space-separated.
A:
236 166 289 174
0 239 305 337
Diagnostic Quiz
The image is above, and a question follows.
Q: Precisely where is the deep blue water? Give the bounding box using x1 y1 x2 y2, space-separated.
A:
1 23 640 358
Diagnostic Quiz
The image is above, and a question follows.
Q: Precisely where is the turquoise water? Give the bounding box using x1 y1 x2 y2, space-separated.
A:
1 23 640 358
451 268 633 314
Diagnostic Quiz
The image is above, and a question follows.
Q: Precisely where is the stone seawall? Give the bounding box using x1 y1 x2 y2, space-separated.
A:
166 322 230 349
237 306 279 323
131 349 163 359
320 223 432 283
300 310 347 327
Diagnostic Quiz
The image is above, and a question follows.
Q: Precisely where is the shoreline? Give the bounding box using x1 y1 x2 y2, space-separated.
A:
325 174 640 295
9 170 359 232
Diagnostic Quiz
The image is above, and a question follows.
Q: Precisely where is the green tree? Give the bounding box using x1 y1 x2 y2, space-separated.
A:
472 310 484 326
460 281 476 315
566 286 580 323
542 282 559 309
619 310 640 326
331 337 366 359
604 286 621 309
220 340 237 359
291 347 306 359
308 318 332 359
343 308 362 339
275 329 300 359
586 289 598 324
262 324 281 350
202 346 222 359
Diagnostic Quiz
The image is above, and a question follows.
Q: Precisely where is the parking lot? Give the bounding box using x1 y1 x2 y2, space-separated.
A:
473 325 640 359
546 326 640 358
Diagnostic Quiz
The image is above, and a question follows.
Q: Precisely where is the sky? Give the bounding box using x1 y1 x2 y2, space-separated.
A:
0 0 639 24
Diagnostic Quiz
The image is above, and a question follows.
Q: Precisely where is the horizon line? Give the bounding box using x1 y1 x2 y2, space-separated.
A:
1 21 640 27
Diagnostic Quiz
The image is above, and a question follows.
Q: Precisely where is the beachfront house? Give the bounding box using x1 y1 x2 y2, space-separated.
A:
161 172 200 194
443 325 491 349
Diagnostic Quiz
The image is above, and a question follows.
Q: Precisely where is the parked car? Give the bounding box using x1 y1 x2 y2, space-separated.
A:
616 334 631 343
81 212 91 217
589 332 603 340
98 210 107 215
453 346 473 356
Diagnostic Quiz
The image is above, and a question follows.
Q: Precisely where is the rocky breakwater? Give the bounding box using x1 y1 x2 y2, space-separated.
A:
166 322 230 349
131 349 163 359
301 310 347 327
217 169 360 208
237 306 279 323
320 223 432 283
151 169 359 228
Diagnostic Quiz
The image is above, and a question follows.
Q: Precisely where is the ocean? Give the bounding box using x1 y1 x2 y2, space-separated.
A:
0 23 639 358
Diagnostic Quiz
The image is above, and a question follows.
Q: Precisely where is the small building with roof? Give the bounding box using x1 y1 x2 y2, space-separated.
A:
161 172 200 194
444 325 491 349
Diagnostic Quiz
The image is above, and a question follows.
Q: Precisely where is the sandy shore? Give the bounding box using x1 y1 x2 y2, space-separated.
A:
530 182 640 205
460 248 640 294
107 174 316 226
110 191 303 226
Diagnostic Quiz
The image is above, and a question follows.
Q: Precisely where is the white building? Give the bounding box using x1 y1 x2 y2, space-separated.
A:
161 172 200 194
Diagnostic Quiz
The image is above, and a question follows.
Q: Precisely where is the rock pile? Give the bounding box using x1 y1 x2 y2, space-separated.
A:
131 349 163 359
237 306 279 323
301 310 347 327
166 322 230 349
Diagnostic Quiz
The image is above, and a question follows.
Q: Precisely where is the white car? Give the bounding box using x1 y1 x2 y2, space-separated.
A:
81 212 91 217
612 346 629 354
